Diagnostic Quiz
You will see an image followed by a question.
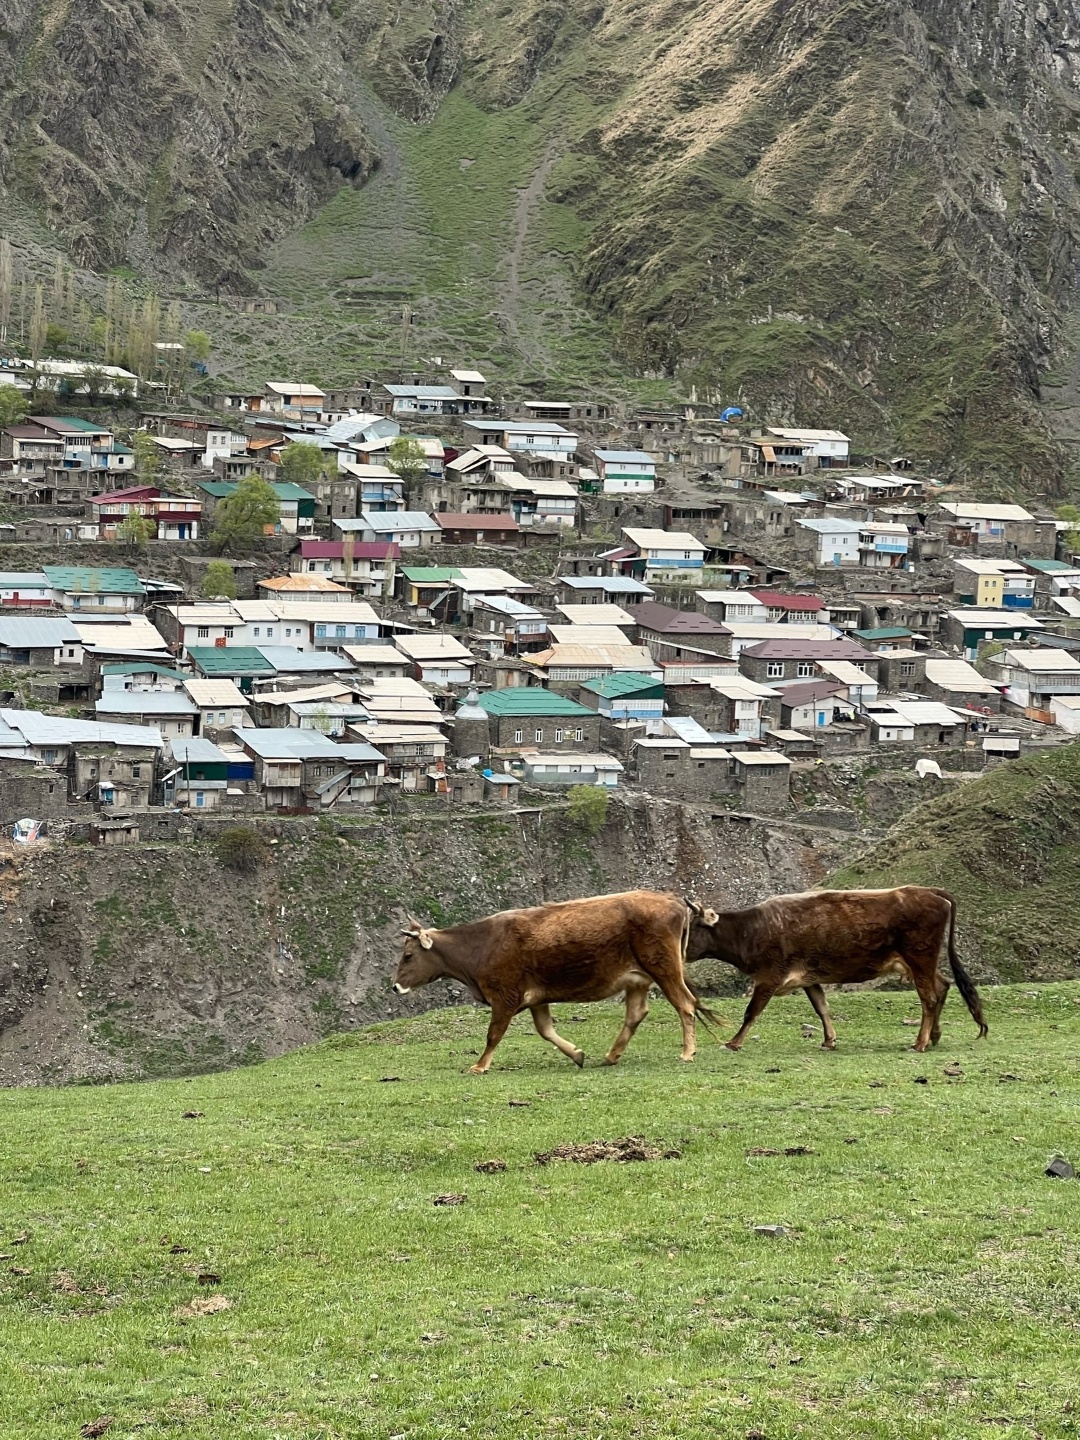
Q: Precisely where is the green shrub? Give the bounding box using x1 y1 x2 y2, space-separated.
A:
567 784 610 836
216 826 270 875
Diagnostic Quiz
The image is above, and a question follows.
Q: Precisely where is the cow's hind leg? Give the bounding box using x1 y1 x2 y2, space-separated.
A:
531 1004 585 1068
725 982 778 1051
804 983 837 1049
603 979 651 1066
906 951 949 1052
470 1001 516 1074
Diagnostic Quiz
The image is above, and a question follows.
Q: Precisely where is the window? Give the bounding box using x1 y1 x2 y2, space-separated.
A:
535 729 543 744
197 626 209 639
554 728 565 743
796 662 814 678
224 628 234 639
315 625 327 638
575 728 583 743
195 792 205 807
218 712 227 724
766 661 784 678
335 625 347 638
514 729 523 744
132 766 141 779
253 627 260 637
309 562 317 572
43 748 57 764
266 628 275 639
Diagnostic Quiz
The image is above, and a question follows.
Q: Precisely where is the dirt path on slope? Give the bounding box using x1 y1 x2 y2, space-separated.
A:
500 142 560 371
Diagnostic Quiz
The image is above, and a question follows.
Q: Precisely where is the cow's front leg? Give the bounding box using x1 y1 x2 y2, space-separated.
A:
726 982 777 1051
804 984 837 1049
469 1001 516 1074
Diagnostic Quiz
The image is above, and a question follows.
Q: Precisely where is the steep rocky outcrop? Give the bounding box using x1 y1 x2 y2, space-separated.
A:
0 0 380 288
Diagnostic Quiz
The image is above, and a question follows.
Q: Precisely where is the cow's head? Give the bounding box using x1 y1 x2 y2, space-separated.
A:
393 918 444 994
686 897 719 926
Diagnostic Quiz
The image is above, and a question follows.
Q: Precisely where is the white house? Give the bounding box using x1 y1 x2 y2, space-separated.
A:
796 517 862 567
462 419 578 456
394 633 476 685
939 502 1034 539
766 428 850 466
594 449 657 494
338 512 441 548
621 528 706 577
858 521 910 570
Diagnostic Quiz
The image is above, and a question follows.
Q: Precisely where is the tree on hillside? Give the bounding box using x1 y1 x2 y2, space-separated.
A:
130 429 162 483
211 473 280 554
201 559 237 600
1059 505 1080 557
0 386 29 428
184 330 211 364
388 436 427 509
117 512 155 551
278 441 327 491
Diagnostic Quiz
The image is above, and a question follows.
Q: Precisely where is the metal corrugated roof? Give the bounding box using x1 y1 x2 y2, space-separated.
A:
1 708 162 747
477 689 593 716
95 691 197 715
188 647 276 676
170 737 231 764
0 616 80 647
42 566 145 594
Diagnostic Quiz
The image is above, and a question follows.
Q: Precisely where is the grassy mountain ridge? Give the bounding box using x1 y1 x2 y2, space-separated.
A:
2 0 1080 476
830 739 1080 982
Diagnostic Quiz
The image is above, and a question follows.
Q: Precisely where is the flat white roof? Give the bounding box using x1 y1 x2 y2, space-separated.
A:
940 502 1034 522
622 527 706 551
556 603 634 626
924 658 1000 693
767 427 850 443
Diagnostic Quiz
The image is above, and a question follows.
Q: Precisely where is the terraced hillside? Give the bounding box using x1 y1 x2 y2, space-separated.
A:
3 0 1080 477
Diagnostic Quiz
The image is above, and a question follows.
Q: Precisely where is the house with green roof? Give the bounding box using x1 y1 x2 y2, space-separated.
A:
186 646 276 692
852 626 914 652
43 566 146 614
579 671 665 722
195 479 316 535
476 687 601 752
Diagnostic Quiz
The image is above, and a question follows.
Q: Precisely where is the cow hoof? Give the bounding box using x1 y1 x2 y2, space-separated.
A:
680 1054 696 1063
572 1050 586 1068
910 1044 928 1054
468 1064 490 1075
821 1041 837 1051
724 1042 743 1052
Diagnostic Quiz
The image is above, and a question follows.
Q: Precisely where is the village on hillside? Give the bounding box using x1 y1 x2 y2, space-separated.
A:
0 357 1077 840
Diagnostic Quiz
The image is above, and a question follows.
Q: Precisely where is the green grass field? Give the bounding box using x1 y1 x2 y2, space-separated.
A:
3 983 1080 1439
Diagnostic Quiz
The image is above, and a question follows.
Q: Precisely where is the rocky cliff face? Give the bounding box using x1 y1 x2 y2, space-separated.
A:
0 0 379 288
3 0 1080 477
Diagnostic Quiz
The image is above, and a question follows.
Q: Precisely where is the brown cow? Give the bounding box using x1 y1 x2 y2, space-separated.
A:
392 890 707 1073
685 885 988 1053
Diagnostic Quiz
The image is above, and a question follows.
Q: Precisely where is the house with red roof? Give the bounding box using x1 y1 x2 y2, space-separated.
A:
87 485 203 540
289 537 401 597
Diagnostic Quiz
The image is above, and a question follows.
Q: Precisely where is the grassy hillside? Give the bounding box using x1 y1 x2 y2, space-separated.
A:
831 741 1080 982
2 985 1080 1437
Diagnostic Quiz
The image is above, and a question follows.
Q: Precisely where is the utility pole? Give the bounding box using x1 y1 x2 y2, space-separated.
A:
400 304 411 372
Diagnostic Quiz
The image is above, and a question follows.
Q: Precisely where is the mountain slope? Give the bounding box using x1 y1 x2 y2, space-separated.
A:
3 0 1080 478
830 740 1080 982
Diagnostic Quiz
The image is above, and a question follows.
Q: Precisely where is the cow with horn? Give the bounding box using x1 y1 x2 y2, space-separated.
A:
685 885 988 1053
393 890 717 1073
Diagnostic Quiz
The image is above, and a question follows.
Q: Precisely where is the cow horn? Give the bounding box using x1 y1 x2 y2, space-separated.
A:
685 897 703 916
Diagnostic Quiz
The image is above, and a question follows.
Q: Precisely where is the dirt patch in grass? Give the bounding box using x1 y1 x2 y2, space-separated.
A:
534 1137 680 1165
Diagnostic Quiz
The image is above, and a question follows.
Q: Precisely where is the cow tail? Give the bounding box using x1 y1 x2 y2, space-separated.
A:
936 889 989 1039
